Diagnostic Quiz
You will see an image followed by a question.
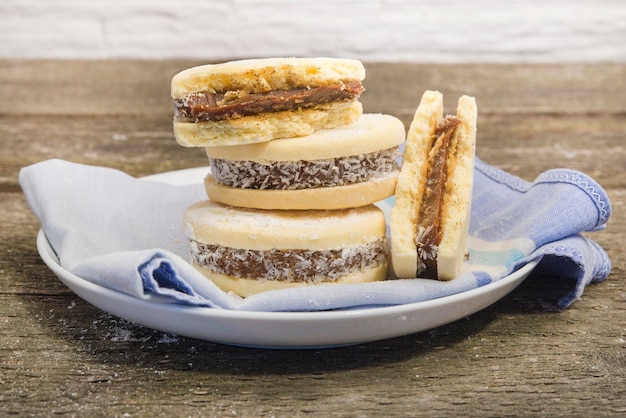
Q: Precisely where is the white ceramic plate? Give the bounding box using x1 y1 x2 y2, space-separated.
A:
36 167 539 349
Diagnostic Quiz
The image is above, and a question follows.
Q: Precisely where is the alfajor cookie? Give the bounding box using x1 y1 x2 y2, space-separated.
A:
204 113 405 210
390 90 477 280
183 200 390 297
171 57 365 147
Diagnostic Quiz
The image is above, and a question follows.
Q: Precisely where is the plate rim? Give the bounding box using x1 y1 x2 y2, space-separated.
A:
37 229 539 321
34 165 541 347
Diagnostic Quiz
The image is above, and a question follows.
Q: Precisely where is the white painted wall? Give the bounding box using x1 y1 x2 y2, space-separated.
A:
1 0 625 62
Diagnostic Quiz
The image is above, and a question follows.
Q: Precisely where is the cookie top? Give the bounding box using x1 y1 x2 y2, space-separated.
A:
171 57 366 99
183 200 386 251
205 113 405 162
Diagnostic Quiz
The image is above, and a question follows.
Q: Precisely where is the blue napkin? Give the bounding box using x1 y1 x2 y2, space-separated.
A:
19 158 611 311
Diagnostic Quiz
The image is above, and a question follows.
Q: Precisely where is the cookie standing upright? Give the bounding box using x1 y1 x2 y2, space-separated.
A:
390 90 477 280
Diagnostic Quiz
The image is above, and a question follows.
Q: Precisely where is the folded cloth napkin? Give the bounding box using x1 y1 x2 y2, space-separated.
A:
19 158 611 311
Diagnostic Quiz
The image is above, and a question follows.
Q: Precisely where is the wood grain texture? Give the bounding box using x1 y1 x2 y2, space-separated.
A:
1 60 624 417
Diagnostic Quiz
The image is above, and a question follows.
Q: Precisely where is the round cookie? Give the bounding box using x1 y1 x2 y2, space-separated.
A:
204 113 406 210
171 57 366 147
183 200 390 297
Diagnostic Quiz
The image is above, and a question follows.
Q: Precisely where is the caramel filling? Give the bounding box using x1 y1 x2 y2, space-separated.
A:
415 116 461 278
174 81 364 122
209 148 400 190
190 238 389 282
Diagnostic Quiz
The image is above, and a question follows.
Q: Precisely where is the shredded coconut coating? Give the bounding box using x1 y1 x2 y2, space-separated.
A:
190 238 389 282
209 147 400 190
416 225 438 275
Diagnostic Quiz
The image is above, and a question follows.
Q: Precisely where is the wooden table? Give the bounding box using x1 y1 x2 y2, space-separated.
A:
1 60 624 417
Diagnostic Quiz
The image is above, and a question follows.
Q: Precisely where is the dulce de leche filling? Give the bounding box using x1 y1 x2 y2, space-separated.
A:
174 81 364 122
189 238 389 282
209 147 400 190
415 116 461 279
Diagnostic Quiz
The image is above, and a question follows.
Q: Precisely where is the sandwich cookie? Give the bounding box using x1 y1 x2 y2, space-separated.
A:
171 57 366 147
184 200 390 297
204 113 405 210
390 90 477 280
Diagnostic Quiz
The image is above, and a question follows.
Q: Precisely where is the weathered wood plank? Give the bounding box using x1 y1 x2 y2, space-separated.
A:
1 61 625 116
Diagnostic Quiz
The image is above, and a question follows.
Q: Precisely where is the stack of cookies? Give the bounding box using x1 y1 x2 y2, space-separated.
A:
171 58 406 296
